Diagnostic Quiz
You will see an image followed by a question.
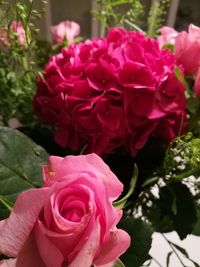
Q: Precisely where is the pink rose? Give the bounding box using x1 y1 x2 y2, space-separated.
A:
10 21 26 45
175 24 200 75
157 26 178 48
0 154 130 267
51 20 80 44
7 118 22 129
34 27 187 156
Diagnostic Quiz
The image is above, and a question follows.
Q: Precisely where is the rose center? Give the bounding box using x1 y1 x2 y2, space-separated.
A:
62 207 84 222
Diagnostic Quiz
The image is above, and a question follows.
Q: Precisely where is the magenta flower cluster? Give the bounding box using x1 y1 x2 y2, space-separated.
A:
34 28 187 156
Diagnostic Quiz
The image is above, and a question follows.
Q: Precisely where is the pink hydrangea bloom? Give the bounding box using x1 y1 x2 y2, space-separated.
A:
157 26 178 48
10 21 26 45
34 27 187 156
51 20 80 44
0 154 130 267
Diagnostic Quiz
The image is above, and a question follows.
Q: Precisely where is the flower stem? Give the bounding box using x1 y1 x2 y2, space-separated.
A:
0 195 12 211
162 234 187 267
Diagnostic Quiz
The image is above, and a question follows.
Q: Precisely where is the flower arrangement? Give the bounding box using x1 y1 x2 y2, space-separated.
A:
1 0 200 267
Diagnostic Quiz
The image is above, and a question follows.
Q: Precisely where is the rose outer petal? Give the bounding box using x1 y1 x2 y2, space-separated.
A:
94 229 131 266
43 153 123 201
16 233 45 267
0 187 53 257
0 259 16 267
69 220 101 267
34 221 64 267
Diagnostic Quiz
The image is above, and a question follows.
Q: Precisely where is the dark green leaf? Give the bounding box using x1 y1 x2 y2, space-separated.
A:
142 176 159 187
170 240 200 267
118 217 153 267
146 183 197 239
169 241 189 257
166 251 172 267
187 97 200 115
0 127 48 219
192 205 200 236
169 183 197 239
189 259 200 267
114 164 138 209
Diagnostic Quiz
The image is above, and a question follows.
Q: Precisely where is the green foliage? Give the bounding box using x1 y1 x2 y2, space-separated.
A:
93 0 144 36
0 50 35 123
147 0 171 37
193 205 200 236
143 183 197 239
93 0 171 36
162 133 200 181
114 164 138 208
112 259 125 267
0 126 48 219
118 217 153 267
164 236 200 267
0 0 48 124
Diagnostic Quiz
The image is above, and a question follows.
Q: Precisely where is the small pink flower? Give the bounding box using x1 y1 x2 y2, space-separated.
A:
0 154 130 267
157 26 178 48
0 26 9 47
10 21 26 45
51 20 80 45
7 118 22 129
175 24 200 75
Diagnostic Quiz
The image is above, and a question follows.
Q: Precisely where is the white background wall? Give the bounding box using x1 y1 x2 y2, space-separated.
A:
149 232 200 267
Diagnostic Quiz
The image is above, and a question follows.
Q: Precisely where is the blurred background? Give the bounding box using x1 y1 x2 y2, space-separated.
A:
36 0 200 42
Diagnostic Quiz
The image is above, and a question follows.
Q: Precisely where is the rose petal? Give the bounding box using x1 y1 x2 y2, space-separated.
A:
0 259 16 267
94 229 131 266
43 154 123 200
69 220 101 267
0 187 53 257
16 233 45 267
34 221 64 267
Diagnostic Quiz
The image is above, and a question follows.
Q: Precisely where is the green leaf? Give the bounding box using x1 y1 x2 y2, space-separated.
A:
189 259 200 267
113 164 138 209
141 176 159 188
146 183 197 239
118 218 153 267
169 241 189 257
174 66 189 90
112 259 125 267
0 127 48 219
162 43 174 52
169 240 200 267
192 204 200 236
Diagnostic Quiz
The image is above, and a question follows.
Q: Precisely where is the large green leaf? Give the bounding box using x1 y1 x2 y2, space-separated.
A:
118 217 153 267
146 183 197 239
0 126 49 219
193 204 200 236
